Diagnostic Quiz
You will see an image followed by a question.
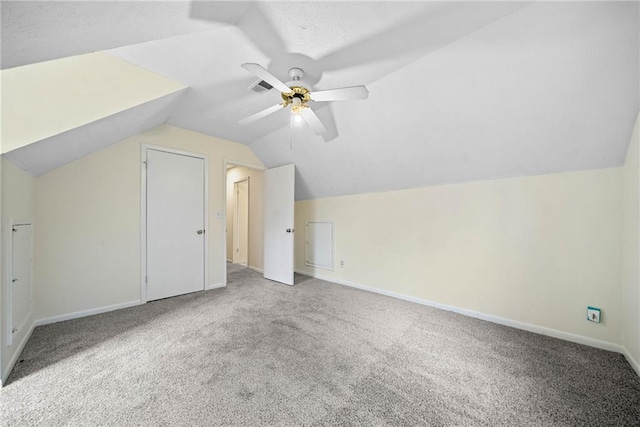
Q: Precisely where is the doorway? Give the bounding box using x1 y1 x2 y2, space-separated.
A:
143 146 207 302
223 162 294 286
232 178 249 266
225 163 264 282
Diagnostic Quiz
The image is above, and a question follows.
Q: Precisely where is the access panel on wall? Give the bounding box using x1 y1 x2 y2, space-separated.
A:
8 223 33 345
305 221 334 270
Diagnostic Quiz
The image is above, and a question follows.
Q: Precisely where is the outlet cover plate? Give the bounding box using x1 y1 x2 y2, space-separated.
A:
587 306 601 323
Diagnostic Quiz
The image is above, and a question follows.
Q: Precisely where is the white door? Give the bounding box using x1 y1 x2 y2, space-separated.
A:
263 164 295 285
233 179 249 265
146 149 206 301
10 224 32 342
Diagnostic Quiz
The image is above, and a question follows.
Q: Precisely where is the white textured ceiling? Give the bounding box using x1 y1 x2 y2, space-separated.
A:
0 1 220 69
251 1 639 199
107 1 527 144
2 1 639 200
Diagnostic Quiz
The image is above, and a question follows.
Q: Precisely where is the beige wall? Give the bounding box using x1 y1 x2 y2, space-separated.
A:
295 168 623 345
34 125 263 320
1 158 36 382
226 166 264 270
1 52 186 153
622 112 640 371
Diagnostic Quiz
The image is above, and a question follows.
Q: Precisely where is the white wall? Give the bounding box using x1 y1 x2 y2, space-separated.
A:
295 168 623 346
226 166 264 271
34 125 263 321
1 158 36 384
622 112 640 374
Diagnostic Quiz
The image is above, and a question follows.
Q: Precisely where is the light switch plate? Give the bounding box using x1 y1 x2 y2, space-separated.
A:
587 306 601 323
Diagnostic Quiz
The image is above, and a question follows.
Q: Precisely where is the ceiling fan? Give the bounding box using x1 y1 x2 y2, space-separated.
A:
238 63 369 135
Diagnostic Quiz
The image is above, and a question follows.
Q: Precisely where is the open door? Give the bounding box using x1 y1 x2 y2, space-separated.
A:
263 164 295 285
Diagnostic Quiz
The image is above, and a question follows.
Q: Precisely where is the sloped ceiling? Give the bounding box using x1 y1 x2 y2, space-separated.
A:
0 1 221 69
249 1 640 199
1 52 187 153
2 1 639 200
4 90 186 176
106 1 527 145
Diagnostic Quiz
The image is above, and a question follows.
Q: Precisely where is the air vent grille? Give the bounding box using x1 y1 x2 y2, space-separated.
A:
248 79 273 92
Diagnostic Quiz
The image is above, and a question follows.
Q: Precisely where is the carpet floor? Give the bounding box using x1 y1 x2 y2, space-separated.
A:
227 262 248 275
1 269 639 426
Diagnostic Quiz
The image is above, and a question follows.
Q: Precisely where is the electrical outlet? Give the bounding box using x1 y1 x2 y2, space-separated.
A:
340 260 344 268
587 307 601 323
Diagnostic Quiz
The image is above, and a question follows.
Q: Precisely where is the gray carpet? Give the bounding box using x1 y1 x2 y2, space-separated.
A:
227 261 248 275
1 269 639 426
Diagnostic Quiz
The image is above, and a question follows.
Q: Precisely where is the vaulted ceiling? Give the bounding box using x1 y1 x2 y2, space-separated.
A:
2 1 638 200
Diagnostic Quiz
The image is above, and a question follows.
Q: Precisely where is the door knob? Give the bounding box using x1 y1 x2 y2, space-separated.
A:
197 230 204 235
286 228 294 233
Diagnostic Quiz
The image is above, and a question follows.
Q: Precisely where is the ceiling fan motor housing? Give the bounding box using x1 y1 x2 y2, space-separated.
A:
281 74 311 112
288 67 304 81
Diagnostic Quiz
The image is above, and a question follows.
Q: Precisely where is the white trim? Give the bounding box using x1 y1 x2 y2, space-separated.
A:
34 300 141 327
5 217 15 347
206 283 226 290
140 145 147 303
1 319 35 387
295 269 626 355
141 144 209 303
622 347 640 377
224 159 266 171
249 265 263 273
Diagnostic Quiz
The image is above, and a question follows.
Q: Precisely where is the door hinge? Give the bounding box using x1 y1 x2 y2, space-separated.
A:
143 161 148 169
145 275 148 284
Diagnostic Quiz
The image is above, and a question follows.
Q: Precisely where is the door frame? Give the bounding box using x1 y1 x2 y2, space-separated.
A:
223 159 265 286
140 144 209 304
232 177 250 266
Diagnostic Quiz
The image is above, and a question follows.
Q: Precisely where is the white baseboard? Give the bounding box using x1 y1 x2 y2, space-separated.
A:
249 265 263 273
622 347 640 377
35 300 141 327
226 258 232 263
206 283 225 290
1 320 35 387
295 270 625 355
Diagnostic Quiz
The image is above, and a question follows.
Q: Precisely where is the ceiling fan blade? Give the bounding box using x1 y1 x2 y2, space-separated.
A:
238 103 284 125
241 63 292 94
310 86 369 102
301 108 327 135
